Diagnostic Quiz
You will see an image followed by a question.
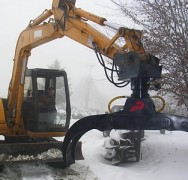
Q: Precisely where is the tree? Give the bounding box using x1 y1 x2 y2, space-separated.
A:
111 0 188 111
48 59 64 70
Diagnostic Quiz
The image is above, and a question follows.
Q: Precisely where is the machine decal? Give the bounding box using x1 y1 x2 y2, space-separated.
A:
130 100 145 112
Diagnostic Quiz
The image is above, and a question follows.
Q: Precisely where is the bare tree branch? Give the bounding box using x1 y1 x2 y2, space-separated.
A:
111 0 188 110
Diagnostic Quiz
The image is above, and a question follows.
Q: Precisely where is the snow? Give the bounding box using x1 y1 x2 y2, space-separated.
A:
0 121 188 179
0 163 97 180
0 148 63 161
80 130 188 180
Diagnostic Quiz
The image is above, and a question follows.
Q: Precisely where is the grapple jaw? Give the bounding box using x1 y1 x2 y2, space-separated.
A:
62 108 188 166
62 114 110 165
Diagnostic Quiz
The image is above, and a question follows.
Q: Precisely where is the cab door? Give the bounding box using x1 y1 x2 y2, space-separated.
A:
23 69 71 132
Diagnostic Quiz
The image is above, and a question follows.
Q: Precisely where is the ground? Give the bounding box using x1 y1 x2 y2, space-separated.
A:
0 123 188 180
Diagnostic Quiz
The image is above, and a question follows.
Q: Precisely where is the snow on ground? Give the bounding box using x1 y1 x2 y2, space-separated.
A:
80 130 188 180
0 162 98 180
0 119 188 179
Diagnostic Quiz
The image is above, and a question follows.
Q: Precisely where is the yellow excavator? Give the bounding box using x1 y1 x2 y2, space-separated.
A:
0 0 188 169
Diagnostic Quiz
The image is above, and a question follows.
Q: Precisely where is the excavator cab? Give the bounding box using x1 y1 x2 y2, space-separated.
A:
0 69 83 169
22 68 71 132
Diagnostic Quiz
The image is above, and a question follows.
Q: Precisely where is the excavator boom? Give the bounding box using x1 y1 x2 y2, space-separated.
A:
6 0 147 134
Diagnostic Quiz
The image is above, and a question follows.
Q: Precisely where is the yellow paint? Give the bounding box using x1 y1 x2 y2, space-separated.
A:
0 99 5 122
27 131 66 138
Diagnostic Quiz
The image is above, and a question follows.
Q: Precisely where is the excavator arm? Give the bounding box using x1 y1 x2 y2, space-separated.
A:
7 0 148 133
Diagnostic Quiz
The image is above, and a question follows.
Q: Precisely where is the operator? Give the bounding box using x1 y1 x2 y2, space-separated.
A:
39 87 56 113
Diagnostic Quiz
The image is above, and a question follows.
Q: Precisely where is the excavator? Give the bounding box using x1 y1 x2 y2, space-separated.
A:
0 0 188 169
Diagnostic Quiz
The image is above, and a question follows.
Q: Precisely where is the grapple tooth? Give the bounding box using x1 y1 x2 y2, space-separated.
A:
63 132 86 166
62 114 110 166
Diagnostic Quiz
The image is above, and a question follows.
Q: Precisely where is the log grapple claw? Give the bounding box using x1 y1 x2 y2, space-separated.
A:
62 107 188 166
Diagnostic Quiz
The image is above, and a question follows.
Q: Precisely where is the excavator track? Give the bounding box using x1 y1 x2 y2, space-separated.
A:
0 138 83 168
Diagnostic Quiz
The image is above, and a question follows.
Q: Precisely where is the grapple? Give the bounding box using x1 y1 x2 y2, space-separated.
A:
62 99 188 166
62 52 188 166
